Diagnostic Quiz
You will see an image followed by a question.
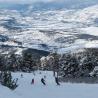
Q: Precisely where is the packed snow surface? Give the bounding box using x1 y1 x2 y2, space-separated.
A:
0 71 98 98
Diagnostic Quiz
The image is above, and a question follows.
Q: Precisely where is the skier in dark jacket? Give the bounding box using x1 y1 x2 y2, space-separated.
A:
41 78 46 85
31 78 34 85
55 77 60 85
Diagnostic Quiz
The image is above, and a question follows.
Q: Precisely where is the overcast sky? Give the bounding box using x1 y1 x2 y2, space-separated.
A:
0 0 60 4
0 0 96 4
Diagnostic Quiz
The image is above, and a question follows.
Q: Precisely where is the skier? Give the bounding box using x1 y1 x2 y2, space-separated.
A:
31 78 34 85
41 78 46 85
44 75 46 79
21 74 23 78
55 77 60 85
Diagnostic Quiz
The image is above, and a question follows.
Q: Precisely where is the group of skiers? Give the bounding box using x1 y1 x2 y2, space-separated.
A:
31 76 60 86
0 72 60 87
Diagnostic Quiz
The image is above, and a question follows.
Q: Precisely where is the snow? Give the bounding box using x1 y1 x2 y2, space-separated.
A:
73 5 98 22
81 27 98 36
85 41 98 48
15 48 23 55
0 71 98 98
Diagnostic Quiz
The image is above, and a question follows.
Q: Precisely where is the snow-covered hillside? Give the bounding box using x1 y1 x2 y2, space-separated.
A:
0 5 98 53
0 71 98 98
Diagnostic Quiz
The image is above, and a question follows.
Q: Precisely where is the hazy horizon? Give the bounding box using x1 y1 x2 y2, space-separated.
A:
0 0 98 4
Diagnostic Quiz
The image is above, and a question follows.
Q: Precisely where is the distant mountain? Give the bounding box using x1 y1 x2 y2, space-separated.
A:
28 0 98 11
0 3 29 11
1 0 98 11
1 1 98 53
